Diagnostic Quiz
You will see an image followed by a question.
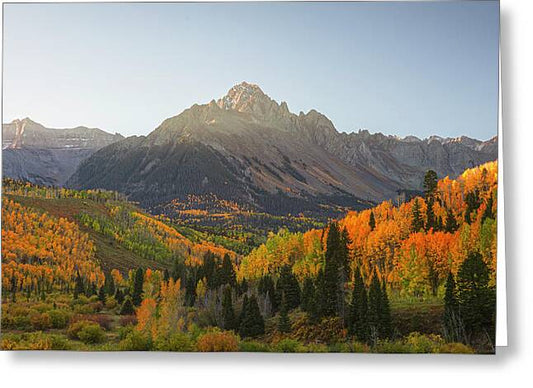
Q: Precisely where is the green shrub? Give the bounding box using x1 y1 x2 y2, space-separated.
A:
105 297 118 310
154 333 194 352
1 332 70 350
30 312 52 330
118 330 152 351
273 339 306 353
49 309 72 329
77 324 105 344
67 320 96 340
239 340 271 352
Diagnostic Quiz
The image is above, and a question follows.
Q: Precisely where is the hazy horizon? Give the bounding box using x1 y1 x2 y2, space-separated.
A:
3 2 499 140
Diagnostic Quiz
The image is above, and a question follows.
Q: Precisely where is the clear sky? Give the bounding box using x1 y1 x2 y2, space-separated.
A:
2 1 499 140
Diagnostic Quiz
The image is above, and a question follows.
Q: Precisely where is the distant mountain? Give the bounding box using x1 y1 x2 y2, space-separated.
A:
2 118 123 186
67 82 497 216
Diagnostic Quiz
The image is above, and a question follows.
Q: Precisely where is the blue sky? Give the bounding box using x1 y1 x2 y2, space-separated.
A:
2 1 499 140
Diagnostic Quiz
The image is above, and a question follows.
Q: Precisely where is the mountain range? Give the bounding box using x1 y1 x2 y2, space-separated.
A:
2 118 123 186
64 82 497 216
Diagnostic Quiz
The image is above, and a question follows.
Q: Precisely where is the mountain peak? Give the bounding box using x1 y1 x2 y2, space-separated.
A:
217 81 274 113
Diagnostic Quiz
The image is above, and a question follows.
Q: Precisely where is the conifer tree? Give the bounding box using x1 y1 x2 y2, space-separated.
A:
107 274 116 296
322 222 342 317
456 251 496 343
220 254 237 287
423 170 438 199
369 211 376 231
425 197 435 231
98 286 106 303
349 267 369 342
367 272 382 341
411 198 424 232
445 208 458 233
278 293 291 333
132 267 144 306
120 296 135 315
74 271 84 299
443 272 463 342
221 286 236 331
238 294 249 329
301 277 316 313
185 273 197 307
259 275 278 313
277 265 301 310
114 288 124 305
379 281 392 339
239 295 265 338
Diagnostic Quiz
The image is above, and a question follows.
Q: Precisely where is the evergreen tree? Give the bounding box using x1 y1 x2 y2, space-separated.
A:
482 194 495 222
379 281 392 339
114 288 124 305
443 272 463 342
106 273 115 296
120 296 135 315
220 254 237 287
367 272 382 341
221 286 236 331
259 275 278 313
301 277 316 313
98 286 106 303
185 273 197 307
239 295 265 338
349 267 369 342
322 222 342 317
369 211 376 231
425 197 436 231
445 208 458 233
132 267 144 306
278 293 291 333
411 198 424 232
423 170 438 199
456 251 496 343
238 294 249 328
171 258 186 282
163 269 170 282
74 271 84 299
277 265 301 310
237 278 248 296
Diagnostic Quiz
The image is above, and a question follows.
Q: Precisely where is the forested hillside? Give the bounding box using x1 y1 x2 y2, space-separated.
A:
1 162 496 352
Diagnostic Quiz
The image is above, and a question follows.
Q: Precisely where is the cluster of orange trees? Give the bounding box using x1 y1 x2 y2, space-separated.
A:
239 161 497 298
2 199 105 299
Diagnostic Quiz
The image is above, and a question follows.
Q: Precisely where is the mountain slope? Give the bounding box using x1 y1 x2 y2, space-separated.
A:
68 82 497 216
2 118 123 186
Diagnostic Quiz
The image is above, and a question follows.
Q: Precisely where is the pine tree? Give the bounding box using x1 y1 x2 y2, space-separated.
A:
322 222 341 317
114 288 124 305
456 251 496 343
98 286 106 303
443 272 463 342
349 267 369 342
301 277 316 313
220 254 237 287
278 293 291 333
411 198 424 232
120 296 135 315
482 194 495 222
425 197 435 231
74 271 84 299
185 273 197 307
369 211 376 231
379 281 392 339
239 295 265 338
445 208 458 233
132 267 144 306
106 273 115 296
277 265 301 310
423 170 438 199
221 286 236 331
367 272 382 342
259 275 278 313
238 294 249 329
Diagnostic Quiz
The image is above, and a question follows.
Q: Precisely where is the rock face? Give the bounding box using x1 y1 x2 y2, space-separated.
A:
2 118 123 186
67 82 497 215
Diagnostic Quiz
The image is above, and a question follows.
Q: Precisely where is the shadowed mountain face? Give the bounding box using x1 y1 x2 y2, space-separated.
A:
2 118 123 186
68 82 497 215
